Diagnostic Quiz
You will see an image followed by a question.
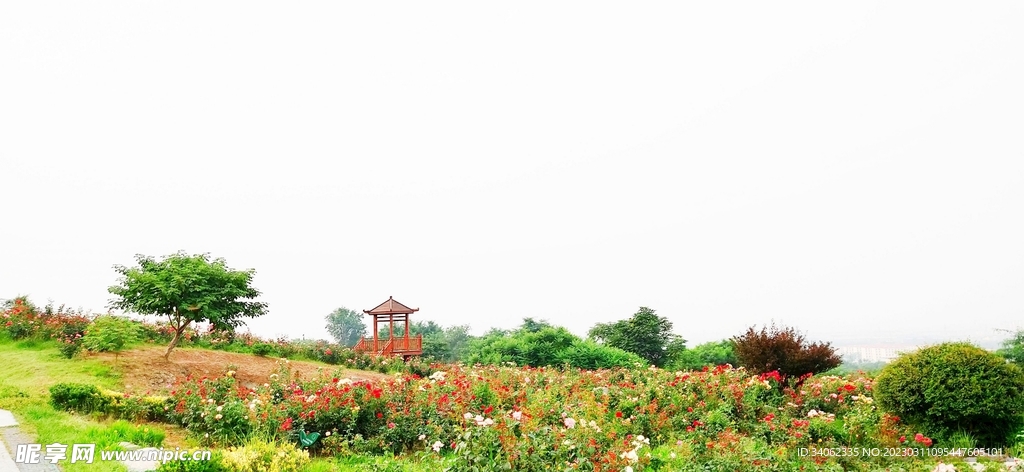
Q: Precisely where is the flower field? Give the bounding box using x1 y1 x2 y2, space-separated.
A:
161 360 948 471
7 297 1023 471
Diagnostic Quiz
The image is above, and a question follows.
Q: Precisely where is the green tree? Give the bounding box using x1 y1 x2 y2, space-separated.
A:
411 322 474 362
108 252 267 360
325 307 368 347
667 340 739 371
998 328 1024 365
520 318 553 333
588 307 682 367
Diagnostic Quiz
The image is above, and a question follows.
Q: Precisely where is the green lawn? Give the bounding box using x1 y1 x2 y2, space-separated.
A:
0 336 166 472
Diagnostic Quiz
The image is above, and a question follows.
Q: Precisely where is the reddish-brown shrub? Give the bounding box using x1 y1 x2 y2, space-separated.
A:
731 323 841 379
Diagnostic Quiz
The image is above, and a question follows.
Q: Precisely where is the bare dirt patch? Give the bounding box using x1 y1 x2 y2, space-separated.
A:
88 346 388 393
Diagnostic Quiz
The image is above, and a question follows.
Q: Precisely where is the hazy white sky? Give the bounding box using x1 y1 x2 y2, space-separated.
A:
2 2 1022 347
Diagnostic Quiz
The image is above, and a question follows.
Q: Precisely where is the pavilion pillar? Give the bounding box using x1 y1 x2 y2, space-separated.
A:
404 319 410 350
373 314 378 352
389 315 394 342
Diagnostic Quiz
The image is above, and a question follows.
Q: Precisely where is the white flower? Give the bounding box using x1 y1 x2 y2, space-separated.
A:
512 411 522 421
306 394 317 403
214 414 222 420
429 371 446 381
337 378 353 386
325 431 331 437
563 417 576 429
432 441 443 452
419 434 426 441
625 467 634 472
621 449 639 462
464 412 474 420
216 405 223 412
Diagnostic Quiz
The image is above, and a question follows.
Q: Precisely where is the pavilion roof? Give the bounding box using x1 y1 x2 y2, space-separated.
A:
364 296 419 315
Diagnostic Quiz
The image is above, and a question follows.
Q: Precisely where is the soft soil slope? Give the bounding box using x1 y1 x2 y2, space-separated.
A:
89 346 388 393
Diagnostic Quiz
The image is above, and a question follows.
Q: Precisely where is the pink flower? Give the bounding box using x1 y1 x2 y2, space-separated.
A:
563 417 576 429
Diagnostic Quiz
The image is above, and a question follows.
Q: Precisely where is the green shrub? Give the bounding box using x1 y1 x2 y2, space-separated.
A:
49 383 111 413
558 340 645 369
251 343 274 357
156 451 229 472
221 438 310 472
875 342 1024 446
732 323 841 379
83 315 142 355
58 338 84 358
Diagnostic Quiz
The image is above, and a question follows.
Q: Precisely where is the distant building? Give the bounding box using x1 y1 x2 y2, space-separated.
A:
836 346 910 364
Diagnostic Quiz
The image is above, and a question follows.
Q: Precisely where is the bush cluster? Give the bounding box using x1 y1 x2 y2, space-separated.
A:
465 324 645 369
875 342 1024 446
49 382 171 422
1 297 91 357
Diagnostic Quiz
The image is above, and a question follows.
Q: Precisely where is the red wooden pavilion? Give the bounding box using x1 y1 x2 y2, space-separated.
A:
353 296 423 359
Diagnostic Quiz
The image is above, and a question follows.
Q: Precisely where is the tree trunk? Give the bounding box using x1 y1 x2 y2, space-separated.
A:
164 328 183 360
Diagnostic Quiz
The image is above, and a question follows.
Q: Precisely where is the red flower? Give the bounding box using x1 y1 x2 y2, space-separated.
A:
387 422 396 429
615 411 623 418
280 417 293 431
376 412 383 418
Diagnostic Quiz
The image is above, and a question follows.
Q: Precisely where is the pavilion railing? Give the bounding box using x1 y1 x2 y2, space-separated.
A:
353 334 423 355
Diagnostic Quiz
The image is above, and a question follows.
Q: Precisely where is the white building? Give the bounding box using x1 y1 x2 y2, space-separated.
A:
836 346 910 364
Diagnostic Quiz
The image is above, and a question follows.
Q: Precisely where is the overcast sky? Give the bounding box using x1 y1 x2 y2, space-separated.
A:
2 2 1022 348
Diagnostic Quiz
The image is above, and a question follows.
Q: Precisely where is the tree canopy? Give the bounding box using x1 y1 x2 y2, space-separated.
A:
998 328 1024 365
325 307 368 347
108 252 267 359
588 307 682 367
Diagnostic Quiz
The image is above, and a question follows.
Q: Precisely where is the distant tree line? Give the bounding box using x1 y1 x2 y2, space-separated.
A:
324 304 844 377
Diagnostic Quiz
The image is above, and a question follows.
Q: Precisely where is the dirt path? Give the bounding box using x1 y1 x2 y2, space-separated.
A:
88 346 388 393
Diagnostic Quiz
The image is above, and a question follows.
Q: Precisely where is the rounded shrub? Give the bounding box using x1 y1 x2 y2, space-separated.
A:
558 341 646 370
874 342 1024 446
